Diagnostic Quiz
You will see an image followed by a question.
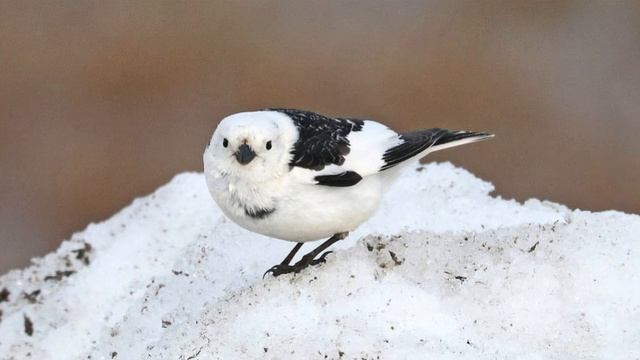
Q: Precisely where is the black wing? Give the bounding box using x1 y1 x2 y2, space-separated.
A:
380 128 492 171
314 171 363 187
268 108 364 171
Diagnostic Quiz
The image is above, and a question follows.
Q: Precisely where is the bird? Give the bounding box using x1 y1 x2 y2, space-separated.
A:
203 108 493 277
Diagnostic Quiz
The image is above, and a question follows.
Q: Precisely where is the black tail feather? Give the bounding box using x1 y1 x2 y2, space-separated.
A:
380 128 493 171
433 130 493 147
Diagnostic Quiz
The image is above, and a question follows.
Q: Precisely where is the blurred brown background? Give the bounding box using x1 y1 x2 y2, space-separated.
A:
1 1 639 273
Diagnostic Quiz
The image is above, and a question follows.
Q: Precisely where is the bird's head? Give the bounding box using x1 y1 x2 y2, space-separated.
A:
203 111 297 182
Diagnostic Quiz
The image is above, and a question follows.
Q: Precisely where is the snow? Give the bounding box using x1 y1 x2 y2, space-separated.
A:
0 162 638 359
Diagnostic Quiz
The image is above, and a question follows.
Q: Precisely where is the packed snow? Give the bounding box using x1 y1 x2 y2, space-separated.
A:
0 162 638 359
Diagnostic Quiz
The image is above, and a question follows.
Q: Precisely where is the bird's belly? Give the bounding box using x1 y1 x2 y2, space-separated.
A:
220 177 384 242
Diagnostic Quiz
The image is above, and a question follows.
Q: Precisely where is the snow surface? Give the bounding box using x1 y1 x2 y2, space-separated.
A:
0 162 638 359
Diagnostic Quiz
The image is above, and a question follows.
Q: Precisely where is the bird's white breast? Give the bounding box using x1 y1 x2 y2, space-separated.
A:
205 172 385 242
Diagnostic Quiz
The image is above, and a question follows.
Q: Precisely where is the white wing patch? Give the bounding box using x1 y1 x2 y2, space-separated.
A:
340 120 402 175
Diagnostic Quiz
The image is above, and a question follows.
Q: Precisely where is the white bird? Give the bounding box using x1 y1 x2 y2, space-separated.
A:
203 108 493 276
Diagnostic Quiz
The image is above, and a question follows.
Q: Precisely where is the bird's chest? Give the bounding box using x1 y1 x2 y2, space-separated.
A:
210 175 283 221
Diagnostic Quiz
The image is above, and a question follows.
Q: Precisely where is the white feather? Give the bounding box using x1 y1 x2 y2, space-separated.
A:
204 110 490 243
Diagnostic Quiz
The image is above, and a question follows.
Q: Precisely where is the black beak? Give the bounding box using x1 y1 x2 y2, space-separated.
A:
235 144 256 165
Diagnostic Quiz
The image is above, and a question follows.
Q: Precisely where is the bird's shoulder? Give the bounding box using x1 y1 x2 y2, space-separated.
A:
267 108 365 171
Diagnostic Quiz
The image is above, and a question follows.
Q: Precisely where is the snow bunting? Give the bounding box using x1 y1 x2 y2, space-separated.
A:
203 109 493 276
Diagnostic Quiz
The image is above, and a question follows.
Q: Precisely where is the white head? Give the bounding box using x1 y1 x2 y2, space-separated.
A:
203 111 298 183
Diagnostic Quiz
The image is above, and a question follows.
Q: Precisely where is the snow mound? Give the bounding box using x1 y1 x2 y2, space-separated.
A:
0 163 638 359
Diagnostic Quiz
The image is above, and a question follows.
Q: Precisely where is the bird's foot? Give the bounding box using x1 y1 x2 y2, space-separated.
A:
263 263 295 278
309 251 333 266
263 251 334 278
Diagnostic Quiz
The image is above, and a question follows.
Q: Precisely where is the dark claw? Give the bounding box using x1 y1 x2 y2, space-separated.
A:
263 264 296 278
263 262 305 278
263 251 334 278
309 251 333 266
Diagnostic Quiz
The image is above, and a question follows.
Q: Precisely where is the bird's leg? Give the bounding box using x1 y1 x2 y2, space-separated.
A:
297 232 348 266
280 242 304 265
263 242 303 278
264 232 349 278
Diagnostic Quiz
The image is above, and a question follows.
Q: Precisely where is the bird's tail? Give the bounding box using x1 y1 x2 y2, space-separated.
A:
428 129 494 153
380 128 493 171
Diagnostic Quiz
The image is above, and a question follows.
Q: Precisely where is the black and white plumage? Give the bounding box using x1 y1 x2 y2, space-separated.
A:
271 108 364 171
203 108 493 276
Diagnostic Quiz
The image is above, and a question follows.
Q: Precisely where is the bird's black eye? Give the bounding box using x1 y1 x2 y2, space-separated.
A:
266 141 272 150
222 138 228 148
